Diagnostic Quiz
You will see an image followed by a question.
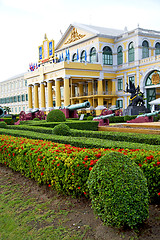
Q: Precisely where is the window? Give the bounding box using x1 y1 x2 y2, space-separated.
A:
142 40 149 58
102 46 112 65
116 99 123 108
18 95 21 102
118 79 123 91
25 80 27 87
128 42 134 62
15 107 17 113
22 94 25 101
129 76 135 85
19 107 21 112
155 42 160 55
90 47 97 63
105 80 108 92
72 53 77 62
14 96 17 102
145 70 160 86
25 94 28 101
23 107 25 111
80 50 86 62
60 86 64 98
117 46 123 65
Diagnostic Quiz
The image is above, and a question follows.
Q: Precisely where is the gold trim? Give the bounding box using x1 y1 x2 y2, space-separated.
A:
65 28 86 45
151 71 160 85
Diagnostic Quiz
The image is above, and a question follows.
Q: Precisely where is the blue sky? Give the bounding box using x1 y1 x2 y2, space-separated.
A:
0 0 160 81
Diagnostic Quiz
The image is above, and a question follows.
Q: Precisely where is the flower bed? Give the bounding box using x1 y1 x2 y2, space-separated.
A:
0 134 159 202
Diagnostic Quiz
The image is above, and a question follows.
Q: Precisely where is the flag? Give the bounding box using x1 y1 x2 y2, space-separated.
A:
59 54 61 62
65 49 68 60
67 49 70 61
77 49 79 61
85 50 87 62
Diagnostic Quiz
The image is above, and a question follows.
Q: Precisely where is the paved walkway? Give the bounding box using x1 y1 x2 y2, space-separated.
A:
98 122 160 135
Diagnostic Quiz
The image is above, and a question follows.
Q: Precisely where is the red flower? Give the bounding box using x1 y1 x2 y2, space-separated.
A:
158 192 160 196
72 173 74 175
84 192 86 195
41 172 44 176
77 164 79 167
157 162 160 165
138 163 142 167
48 184 51 187
78 187 80 189
89 167 93 171
57 163 60 166
12 153 15 156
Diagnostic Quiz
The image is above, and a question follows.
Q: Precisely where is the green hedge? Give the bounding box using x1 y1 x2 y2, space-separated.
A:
88 152 149 228
0 134 159 202
19 120 99 131
8 125 160 146
0 128 159 151
1 117 18 125
109 116 125 123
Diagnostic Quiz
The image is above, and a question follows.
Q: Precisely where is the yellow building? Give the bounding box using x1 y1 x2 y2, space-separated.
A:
25 23 160 115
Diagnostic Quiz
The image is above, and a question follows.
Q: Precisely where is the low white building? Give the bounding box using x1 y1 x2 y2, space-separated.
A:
0 73 28 114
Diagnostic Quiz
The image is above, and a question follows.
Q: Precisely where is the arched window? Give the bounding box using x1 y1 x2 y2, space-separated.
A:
72 53 77 62
117 46 123 65
80 50 86 62
90 47 97 63
142 40 149 58
155 42 160 55
128 42 134 62
102 46 113 65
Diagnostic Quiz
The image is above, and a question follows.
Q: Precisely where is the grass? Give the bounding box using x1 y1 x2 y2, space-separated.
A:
0 180 90 240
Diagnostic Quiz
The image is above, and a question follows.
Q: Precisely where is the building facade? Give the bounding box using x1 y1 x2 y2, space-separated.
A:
0 73 28 114
1 23 160 115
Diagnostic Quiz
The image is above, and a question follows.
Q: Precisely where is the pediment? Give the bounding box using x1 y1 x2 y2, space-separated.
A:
56 24 96 50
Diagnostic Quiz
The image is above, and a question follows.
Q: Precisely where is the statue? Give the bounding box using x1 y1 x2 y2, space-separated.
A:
125 80 144 106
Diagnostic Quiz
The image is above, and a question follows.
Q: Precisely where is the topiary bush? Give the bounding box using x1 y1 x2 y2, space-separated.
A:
47 110 66 122
87 152 149 229
87 115 93 120
33 118 40 121
52 123 71 136
0 121 7 128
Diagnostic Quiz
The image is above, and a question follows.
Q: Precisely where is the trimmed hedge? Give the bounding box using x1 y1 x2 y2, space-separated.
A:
8 125 160 146
88 152 149 228
0 135 159 202
47 109 66 122
19 120 99 131
0 127 160 151
52 123 71 136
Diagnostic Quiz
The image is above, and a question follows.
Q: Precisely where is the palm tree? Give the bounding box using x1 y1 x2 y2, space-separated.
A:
4 106 11 114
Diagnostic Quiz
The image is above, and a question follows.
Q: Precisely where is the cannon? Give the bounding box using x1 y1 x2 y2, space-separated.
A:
136 110 160 118
93 113 115 126
0 107 5 118
17 109 45 124
61 101 91 118
0 107 5 122
127 110 160 123
66 101 90 110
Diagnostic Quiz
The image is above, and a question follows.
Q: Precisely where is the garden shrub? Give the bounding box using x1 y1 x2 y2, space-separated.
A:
87 115 93 120
47 109 66 122
124 115 137 122
52 123 71 136
33 118 40 121
0 121 7 128
87 152 149 228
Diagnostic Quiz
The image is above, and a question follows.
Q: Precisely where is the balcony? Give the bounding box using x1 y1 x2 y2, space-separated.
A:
71 91 116 98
